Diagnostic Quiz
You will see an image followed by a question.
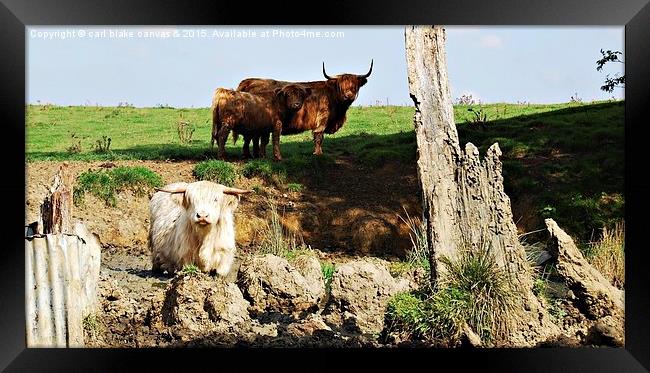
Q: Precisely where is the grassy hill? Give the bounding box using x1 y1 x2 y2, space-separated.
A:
26 101 624 242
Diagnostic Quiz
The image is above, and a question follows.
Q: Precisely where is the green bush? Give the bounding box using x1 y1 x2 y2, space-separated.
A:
193 160 238 186
73 166 162 206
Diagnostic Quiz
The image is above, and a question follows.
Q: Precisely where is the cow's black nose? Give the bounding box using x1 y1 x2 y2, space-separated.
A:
196 212 209 219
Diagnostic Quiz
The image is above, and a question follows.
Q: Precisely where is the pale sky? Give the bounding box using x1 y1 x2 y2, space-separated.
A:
26 26 624 107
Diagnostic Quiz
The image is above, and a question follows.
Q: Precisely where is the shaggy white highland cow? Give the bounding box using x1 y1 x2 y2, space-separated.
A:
149 181 252 275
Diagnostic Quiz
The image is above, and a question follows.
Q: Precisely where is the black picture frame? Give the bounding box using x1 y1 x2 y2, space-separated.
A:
3 0 649 371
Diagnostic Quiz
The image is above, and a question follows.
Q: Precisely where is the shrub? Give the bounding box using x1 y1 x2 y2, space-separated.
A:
73 166 162 206
193 160 238 186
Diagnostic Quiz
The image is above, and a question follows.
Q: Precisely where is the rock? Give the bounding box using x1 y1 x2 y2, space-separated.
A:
545 219 624 318
586 315 624 347
237 254 324 318
292 255 326 301
536 334 582 347
160 273 250 334
323 259 402 335
285 314 332 338
204 283 251 326
460 324 482 347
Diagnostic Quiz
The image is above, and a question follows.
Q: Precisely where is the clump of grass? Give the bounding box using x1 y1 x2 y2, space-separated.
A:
587 221 625 288
67 133 83 154
193 160 238 186
258 199 307 259
251 183 264 194
398 208 430 271
181 263 199 276
437 248 517 341
388 261 413 277
286 183 303 192
385 292 431 338
176 114 195 145
94 135 111 153
73 166 162 206
241 159 287 185
321 262 335 293
467 106 489 129
385 245 518 344
83 314 101 341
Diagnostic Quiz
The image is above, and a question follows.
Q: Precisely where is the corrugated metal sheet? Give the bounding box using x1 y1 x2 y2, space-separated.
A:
25 222 101 348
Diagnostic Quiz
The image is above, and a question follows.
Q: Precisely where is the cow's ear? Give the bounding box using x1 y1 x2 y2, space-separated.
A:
358 77 368 87
274 87 284 97
303 87 312 96
180 193 190 209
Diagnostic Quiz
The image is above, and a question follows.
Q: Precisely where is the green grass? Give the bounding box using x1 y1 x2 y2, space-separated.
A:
386 292 431 338
82 313 102 340
180 263 199 276
386 246 518 344
73 166 162 206
321 262 335 293
257 199 311 259
193 160 238 186
241 159 287 185
27 101 624 242
286 183 304 192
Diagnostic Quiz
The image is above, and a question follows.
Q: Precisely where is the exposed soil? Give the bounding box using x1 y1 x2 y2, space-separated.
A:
26 158 597 348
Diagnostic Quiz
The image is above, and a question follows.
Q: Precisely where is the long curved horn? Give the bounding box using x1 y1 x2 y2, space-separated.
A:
358 59 373 78
322 62 333 80
222 186 254 195
155 184 187 194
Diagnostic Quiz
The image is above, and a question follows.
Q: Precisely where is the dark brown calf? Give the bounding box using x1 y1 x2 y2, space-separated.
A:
210 85 310 161
237 60 372 155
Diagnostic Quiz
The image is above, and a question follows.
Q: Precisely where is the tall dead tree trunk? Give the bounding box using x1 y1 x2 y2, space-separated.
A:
405 25 558 345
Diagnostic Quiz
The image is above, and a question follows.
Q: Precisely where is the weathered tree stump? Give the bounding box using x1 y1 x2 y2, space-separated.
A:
405 25 558 345
39 162 74 235
25 164 101 348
